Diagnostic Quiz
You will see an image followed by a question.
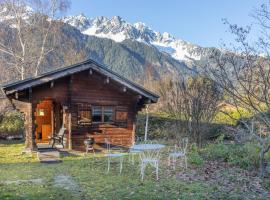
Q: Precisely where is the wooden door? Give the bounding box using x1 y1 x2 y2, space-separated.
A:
35 99 53 143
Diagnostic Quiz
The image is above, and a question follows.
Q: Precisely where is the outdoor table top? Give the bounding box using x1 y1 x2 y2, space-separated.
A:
131 143 166 151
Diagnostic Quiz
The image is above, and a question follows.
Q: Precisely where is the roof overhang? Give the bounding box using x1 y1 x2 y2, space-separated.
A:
2 59 159 103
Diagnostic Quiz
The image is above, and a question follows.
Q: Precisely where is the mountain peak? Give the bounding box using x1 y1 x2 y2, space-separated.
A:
111 16 123 23
63 15 203 62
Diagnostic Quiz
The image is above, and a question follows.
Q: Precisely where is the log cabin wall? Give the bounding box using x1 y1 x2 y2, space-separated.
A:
29 71 139 151
3 59 158 152
70 71 139 151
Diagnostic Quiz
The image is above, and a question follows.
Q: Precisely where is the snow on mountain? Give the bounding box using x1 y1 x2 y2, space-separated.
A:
62 15 205 62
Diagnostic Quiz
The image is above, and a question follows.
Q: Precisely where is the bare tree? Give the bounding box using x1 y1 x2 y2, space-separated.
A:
0 0 70 80
206 1 270 176
159 75 221 146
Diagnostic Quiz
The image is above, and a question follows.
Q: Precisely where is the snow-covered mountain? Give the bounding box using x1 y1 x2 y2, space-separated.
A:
62 14 205 62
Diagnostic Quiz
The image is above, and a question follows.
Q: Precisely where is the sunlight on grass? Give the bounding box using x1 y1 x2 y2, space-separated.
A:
0 140 216 200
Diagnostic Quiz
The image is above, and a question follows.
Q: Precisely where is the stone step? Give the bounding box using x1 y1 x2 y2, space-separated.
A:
37 149 62 164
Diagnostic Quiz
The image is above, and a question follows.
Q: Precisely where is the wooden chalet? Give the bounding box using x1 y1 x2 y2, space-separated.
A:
2 59 159 152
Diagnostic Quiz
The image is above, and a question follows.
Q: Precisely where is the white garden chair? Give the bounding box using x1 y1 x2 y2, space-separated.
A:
127 137 143 165
139 141 161 181
105 138 124 174
168 137 188 170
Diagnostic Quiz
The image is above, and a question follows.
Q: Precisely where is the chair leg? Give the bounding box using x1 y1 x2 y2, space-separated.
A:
184 156 187 169
107 157 111 174
156 162 159 180
119 156 123 174
140 163 145 181
84 146 88 157
173 156 176 170
132 153 135 165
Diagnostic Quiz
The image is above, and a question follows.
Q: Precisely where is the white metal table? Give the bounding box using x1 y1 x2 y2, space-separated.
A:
131 144 166 151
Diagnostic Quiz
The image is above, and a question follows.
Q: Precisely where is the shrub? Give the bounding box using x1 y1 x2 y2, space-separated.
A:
136 113 225 142
227 144 254 169
203 135 267 170
0 111 24 139
204 135 231 161
188 143 204 166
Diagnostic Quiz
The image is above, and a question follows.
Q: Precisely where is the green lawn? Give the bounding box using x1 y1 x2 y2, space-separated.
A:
0 140 268 200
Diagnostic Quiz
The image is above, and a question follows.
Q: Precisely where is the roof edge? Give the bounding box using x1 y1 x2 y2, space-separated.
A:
2 58 159 103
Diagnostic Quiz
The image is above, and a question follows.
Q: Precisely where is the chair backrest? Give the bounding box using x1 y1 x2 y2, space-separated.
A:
181 137 189 153
57 127 66 138
174 137 189 154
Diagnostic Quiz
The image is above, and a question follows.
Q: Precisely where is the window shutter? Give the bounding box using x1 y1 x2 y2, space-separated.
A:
115 106 128 127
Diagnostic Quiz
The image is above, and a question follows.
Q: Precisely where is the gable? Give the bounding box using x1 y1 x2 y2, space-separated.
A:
2 59 159 103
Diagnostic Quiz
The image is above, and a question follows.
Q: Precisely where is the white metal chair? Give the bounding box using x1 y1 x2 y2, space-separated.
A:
168 137 189 170
105 138 124 174
128 139 142 165
139 141 161 181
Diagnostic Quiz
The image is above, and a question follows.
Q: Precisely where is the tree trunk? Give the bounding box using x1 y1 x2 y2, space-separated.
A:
21 66 25 80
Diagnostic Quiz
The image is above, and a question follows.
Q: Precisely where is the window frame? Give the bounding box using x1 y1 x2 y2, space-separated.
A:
91 105 115 124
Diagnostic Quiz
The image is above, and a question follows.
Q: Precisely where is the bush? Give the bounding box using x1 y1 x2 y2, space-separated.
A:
227 144 258 169
204 135 231 161
203 135 265 170
136 113 225 142
188 143 204 166
0 111 24 139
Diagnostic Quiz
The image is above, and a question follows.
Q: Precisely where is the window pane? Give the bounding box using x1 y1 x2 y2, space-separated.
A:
37 109 45 116
104 107 114 122
92 106 102 122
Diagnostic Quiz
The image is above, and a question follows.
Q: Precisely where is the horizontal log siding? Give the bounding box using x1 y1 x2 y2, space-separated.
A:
31 77 69 104
28 72 139 151
70 72 138 151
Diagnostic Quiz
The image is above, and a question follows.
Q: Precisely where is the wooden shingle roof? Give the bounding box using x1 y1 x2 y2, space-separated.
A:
2 59 159 103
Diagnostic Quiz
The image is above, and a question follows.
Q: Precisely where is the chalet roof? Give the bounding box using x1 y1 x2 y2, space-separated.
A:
2 59 159 103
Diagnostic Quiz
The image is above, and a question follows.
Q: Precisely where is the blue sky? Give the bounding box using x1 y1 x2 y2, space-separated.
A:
67 0 265 47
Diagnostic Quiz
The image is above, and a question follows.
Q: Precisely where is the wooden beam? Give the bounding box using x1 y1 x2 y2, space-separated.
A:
50 81 54 88
145 99 151 104
122 86 127 92
11 100 37 152
28 88 32 101
104 77 110 84
15 92 18 99
89 69 93 75
69 75 73 84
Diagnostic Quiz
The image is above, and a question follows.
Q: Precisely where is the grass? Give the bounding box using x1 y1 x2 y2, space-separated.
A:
0 140 213 200
0 140 269 200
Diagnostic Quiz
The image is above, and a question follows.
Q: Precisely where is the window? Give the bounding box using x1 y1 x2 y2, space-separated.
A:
104 107 114 122
37 108 45 116
92 106 102 122
92 106 114 123
78 104 91 125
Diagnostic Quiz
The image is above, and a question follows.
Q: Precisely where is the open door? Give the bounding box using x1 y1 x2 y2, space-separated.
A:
35 99 54 143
